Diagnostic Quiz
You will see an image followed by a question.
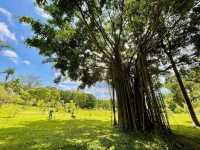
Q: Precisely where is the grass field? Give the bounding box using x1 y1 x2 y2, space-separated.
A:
0 104 199 150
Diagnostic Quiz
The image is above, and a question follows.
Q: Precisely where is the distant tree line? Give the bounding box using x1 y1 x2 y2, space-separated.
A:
0 77 101 109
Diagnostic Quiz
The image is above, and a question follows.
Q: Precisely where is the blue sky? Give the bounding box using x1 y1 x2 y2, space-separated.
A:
0 0 110 99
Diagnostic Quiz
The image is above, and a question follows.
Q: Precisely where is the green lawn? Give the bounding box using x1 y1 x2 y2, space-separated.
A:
0 104 199 150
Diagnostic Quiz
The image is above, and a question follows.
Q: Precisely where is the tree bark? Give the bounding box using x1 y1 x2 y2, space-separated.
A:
166 51 200 127
111 48 170 132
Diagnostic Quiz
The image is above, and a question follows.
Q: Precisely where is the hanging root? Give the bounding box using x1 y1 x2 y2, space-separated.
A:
110 53 170 133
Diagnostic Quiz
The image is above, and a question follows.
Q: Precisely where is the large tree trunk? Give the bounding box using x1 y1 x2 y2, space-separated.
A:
111 49 170 132
166 52 200 127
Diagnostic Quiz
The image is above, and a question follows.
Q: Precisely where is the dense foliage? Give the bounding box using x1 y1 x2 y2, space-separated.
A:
0 78 98 109
164 70 200 113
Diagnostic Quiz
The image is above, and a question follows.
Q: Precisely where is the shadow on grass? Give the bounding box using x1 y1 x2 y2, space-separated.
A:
169 125 200 149
0 116 14 118
0 119 199 150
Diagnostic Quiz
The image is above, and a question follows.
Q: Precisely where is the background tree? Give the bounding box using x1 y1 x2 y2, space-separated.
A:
154 0 200 126
165 73 200 109
60 90 74 104
19 75 41 88
84 93 96 109
0 68 15 82
165 76 185 108
28 87 50 106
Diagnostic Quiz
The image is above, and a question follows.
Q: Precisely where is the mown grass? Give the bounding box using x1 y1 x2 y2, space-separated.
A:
168 113 200 147
0 104 199 150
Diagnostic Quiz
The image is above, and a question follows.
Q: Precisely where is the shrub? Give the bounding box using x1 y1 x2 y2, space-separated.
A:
96 100 111 110
0 85 22 104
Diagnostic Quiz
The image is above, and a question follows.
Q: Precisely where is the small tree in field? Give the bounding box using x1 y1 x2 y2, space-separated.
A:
0 68 15 82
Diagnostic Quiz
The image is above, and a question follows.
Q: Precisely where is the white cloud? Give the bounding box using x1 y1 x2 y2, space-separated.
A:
54 70 61 78
84 85 110 99
0 8 12 23
0 49 18 64
57 84 72 90
22 60 31 65
0 49 18 58
0 22 16 41
58 81 80 89
35 7 52 19
56 80 110 99
0 50 31 65
62 80 81 84
11 59 19 64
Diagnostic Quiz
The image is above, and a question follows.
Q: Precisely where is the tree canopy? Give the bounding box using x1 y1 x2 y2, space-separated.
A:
20 0 200 131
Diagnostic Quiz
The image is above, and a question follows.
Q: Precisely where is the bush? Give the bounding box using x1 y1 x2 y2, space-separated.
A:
0 85 22 104
96 100 111 110
165 96 188 113
60 90 74 104
193 101 200 114
84 94 96 109
60 90 96 109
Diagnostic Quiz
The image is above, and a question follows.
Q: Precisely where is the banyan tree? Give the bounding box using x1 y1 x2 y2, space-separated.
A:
20 0 199 132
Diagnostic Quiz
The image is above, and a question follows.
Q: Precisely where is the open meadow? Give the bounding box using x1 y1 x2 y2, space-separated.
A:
0 104 199 150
